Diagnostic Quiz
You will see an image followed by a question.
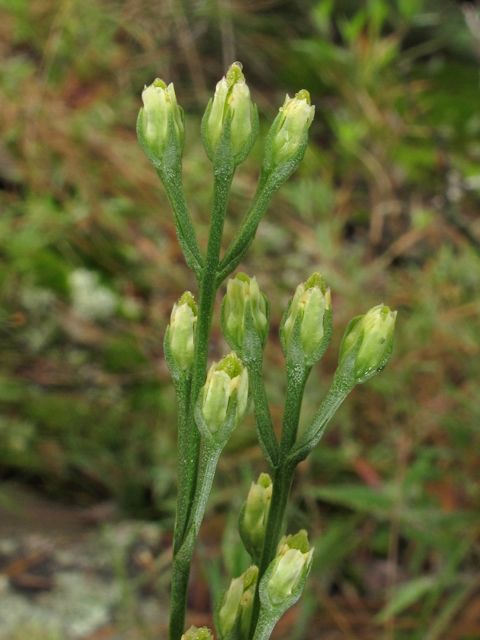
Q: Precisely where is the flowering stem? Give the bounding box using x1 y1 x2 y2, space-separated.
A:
170 440 223 640
169 158 235 640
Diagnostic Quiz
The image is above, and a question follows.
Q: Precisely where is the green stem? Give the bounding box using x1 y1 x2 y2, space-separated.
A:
169 161 234 640
169 441 222 640
251 608 277 640
172 376 192 557
244 354 279 469
280 366 309 458
216 170 272 284
160 164 204 280
288 372 355 466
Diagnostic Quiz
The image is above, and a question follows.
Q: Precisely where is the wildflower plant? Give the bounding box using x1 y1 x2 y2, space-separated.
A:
138 62 396 640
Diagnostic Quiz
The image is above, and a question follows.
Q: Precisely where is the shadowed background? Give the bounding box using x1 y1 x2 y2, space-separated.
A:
1 0 480 638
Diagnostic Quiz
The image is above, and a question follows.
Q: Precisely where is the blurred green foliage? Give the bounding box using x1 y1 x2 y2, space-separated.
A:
1 0 480 637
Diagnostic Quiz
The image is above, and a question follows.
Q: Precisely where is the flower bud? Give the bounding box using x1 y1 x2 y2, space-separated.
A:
266 530 313 607
339 304 397 379
205 62 255 160
202 352 249 433
169 292 197 371
218 566 258 639
140 79 184 159
222 273 269 352
270 90 314 166
181 626 214 640
282 272 331 362
239 473 272 562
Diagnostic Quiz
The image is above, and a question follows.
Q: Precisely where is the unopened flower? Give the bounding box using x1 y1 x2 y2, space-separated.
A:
140 79 184 159
266 529 313 607
282 272 331 362
202 352 249 433
270 90 314 166
339 304 397 379
239 473 272 561
204 62 255 160
218 566 258 639
169 291 197 371
222 273 269 352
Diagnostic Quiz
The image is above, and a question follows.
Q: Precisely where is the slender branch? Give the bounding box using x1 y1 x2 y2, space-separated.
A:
172 374 193 557
160 164 204 279
245 355 279 468
280 365 309 458
216 170 271 284
169 440 222 640
288 373 355 466
242 313 279 467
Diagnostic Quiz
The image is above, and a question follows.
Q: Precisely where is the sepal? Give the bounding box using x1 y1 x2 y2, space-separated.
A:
279 272 332 369
258 530 314 617
201 62 258 167
214 565 258 640
221 273 269 357
137 81 185 171
238 473 272 564
260 90 314 184
338 304 396 384
164 326 189 385
194 353 250 446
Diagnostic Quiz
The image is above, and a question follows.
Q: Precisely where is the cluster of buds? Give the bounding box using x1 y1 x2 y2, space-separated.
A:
168 291 198 372
181 626 213 640
266 530 313 607
140 79 185 161
203 62 257 164
217 565 258 640
339 304 397 381
281 272 332 366
200 352 249 435
221 273 269 355
139 65 315 172
239 473 272 563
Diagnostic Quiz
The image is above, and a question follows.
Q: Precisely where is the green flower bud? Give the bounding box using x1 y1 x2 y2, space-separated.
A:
282 272 331 362
218 566 258 639
202 352 249 433
205 62 255 160
270 90 315 166
222 273 269 353
339 304 397 379
181 626 214 640
239 473 272 562
169 292 197 371
140 79 184 159
266 530 313 607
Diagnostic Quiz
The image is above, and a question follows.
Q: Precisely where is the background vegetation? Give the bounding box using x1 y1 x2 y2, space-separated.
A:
1 0 480 638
